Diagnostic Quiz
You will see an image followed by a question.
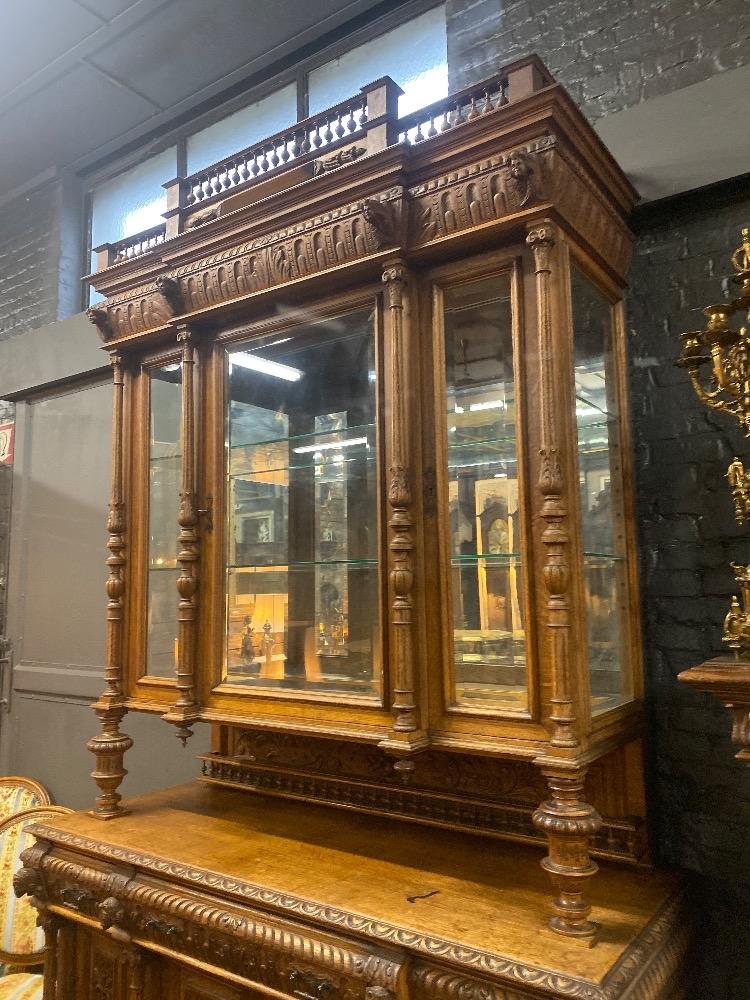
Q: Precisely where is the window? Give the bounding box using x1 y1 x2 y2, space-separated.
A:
89 147 177 303
308 5 447 117
187 84 298 175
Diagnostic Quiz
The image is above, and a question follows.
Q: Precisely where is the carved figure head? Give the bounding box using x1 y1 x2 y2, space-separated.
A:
509 151 533 180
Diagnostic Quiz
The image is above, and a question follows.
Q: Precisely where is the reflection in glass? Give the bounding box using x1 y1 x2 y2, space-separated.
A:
443 274 528 711
146 363 182 678
225 309 380 697
572 267 631 712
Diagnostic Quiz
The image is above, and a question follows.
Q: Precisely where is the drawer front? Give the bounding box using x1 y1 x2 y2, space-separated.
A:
33 845 405 1000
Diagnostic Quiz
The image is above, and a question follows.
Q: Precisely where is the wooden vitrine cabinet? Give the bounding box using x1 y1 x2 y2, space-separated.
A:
18 56 689 1000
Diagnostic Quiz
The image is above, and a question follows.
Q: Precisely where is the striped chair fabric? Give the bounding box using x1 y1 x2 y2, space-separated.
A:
0 974 43 999
0 805 72 996
0 783 50 825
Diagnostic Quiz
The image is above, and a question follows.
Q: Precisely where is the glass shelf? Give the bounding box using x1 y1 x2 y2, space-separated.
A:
229 421 376 451
229 454 375 480
224 308 380 700
229 558 377 571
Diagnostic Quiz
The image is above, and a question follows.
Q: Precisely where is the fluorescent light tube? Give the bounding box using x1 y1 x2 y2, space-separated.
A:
294 437 368 455
229 351 303 382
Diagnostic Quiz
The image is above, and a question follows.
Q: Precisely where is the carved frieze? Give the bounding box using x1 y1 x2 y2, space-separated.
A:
174 186 405 314
26 847 402 1000
408 138 556 246
204 732 646 863
103 279 181 339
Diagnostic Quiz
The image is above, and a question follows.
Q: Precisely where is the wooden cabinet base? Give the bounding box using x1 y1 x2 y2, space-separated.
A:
21 783 689 1000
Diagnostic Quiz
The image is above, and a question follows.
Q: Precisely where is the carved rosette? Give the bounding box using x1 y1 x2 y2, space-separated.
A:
88 351 133 819
163 326 201 744
381 261 418 758
526 222 602 941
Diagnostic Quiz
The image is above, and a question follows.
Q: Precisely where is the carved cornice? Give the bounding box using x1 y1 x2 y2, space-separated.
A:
20 839 686 1000
100 187 405 340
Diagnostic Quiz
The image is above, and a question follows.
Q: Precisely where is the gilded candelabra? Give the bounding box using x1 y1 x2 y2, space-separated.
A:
677 227 750 657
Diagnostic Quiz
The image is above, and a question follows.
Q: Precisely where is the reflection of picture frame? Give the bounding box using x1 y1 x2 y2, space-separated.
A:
239 510 275 545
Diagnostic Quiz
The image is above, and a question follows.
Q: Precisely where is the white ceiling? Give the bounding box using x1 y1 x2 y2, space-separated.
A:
0 0 389 197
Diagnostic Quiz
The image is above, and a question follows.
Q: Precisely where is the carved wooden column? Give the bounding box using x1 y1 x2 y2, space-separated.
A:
380 259 425 774
87 351 133 819
526 221 602 941
39 911 60 1000
163 324 201 743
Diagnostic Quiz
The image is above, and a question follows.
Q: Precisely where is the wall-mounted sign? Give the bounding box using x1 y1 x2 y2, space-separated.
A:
0 422 15 465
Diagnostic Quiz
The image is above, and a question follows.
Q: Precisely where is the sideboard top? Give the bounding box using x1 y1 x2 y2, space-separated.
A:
32 783 678 994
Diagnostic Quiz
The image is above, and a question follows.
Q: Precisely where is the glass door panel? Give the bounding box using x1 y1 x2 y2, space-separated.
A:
442 273 528 712
224 308 381 698
571 266 632 712
146 363 182 678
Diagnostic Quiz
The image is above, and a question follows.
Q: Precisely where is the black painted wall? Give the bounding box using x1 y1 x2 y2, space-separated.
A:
629 187 750 998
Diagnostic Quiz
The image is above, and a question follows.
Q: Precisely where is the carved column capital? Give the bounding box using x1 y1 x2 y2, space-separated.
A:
526 221 556 272
382 259 407 309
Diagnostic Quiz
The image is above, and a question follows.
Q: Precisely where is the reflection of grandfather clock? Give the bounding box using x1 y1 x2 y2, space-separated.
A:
479 497 510 630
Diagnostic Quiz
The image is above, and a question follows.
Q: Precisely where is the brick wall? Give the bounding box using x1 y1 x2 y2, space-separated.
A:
628 188 750 997
447 0 750 120
0 180 62 343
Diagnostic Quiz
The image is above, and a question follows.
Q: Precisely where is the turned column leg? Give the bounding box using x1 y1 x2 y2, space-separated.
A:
533 766 602 939
88 350 132 818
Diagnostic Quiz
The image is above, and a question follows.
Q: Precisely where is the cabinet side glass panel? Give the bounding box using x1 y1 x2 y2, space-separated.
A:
146 363 182 678
571 266 632 712
443 274 528 712
224 308 381 698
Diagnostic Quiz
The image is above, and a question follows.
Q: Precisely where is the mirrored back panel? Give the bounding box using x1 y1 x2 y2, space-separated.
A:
224 307 382 698
442 272 529 713
146 362 183 679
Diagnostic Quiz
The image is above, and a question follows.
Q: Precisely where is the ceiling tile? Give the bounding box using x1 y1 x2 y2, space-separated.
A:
87 0 383 107
0 62 158 192
0 0 102 97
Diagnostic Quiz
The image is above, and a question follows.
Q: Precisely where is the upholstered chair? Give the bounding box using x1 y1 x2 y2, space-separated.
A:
0 805 73 999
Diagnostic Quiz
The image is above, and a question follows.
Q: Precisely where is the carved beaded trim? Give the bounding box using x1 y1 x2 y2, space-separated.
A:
25 830 678 1000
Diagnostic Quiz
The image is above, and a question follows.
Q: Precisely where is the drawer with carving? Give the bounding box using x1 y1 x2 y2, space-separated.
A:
20 838 406 1000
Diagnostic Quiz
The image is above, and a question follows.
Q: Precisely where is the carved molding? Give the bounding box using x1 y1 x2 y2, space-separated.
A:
408 138 555 246
22 826 666 1000
31 850 402 1000
200 755 644 863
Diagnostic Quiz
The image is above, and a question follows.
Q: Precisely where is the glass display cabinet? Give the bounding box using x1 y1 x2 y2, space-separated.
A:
18 55 688 1000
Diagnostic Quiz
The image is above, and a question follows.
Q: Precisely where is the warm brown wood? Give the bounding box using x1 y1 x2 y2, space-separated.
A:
679 656 750 764
18 785 688 1000
87 350 134 818
17 785 686 1000
163 324 201 743
66 52 671 986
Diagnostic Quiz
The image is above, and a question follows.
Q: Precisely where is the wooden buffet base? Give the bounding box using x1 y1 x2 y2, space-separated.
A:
20 783 689 1000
